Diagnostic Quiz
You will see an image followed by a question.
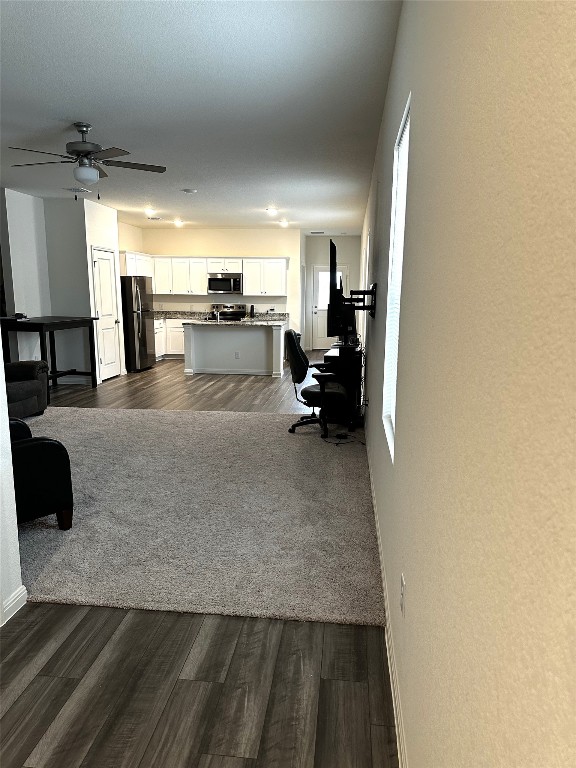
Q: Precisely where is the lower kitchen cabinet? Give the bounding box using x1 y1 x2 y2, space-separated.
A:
165 319 185 355
154 319 166 359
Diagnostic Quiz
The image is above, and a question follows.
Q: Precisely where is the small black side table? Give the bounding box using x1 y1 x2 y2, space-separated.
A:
1 316 98 400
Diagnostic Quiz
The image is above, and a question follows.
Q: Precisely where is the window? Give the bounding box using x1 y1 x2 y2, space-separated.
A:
383 95 411 462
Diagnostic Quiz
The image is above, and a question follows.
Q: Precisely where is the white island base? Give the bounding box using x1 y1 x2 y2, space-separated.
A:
183 321 286 377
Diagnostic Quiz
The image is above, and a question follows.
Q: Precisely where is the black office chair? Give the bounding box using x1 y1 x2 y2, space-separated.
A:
285 329 348 439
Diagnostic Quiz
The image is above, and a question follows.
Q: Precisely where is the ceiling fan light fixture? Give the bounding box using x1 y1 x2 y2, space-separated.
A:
73 165 99 186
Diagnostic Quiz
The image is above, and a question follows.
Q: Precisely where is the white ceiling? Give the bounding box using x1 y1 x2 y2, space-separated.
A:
0 1 401 233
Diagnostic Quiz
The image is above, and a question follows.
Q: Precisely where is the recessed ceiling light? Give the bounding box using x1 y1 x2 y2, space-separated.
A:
174 218 184 227
144 207 156 217
279 219 289 228
266 206 278 216
182 189 198 194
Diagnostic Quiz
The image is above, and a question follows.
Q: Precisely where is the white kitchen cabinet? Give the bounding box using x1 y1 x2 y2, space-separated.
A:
242 258 287 296
171 258 191 294
154 319 166 359
207 258 242 273
154 258 173 294
165 319 185 355
171 258 208 294
123 251 154 279
189 259 208 293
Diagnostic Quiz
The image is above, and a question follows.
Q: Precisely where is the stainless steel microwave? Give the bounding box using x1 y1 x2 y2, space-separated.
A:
207 273 243 294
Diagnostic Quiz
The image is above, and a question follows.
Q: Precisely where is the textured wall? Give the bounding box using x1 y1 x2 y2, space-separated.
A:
0 333 25 624
118 221 144 253
2 189 51 358
363 2 575 766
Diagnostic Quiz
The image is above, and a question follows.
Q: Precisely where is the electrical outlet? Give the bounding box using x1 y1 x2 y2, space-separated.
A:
234 351 240 359
400 573 406 617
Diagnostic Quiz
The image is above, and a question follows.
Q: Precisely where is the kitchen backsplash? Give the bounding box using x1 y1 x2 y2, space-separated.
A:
152 298 287 314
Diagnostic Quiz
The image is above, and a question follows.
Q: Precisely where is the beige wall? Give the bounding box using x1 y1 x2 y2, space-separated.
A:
118 221 144 253
138 227 302 329
363 2 575 767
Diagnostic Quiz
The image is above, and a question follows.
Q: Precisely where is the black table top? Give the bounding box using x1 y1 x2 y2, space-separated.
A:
0 316 97 329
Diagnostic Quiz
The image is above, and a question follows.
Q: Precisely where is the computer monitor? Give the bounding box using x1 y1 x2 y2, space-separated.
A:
327 239 357 344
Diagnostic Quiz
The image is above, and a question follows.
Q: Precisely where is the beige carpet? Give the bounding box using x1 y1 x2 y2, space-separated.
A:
20 407 384 625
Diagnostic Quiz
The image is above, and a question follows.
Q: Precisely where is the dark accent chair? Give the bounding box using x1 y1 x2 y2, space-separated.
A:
9 418 73 530
285 329 348 439
5 360 49 418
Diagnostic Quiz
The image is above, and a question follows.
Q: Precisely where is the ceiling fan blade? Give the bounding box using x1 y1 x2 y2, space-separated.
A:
9 146 72 159
12 160 76 167
101 160 166 173
93 163 109 179
90 147 130 161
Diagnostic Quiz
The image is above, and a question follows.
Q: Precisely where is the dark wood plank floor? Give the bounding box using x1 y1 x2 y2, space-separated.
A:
3 356 398 766
48 357 327 413
0 604 398 768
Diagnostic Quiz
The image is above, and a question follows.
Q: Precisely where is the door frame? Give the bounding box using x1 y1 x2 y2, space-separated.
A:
91 246 125 382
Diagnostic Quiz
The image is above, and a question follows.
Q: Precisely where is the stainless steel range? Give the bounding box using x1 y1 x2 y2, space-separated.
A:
208 303 247 321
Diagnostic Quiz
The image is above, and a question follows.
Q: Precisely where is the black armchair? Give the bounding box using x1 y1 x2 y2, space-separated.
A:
4 360 49 418
285 329 348 438
9 418 73 530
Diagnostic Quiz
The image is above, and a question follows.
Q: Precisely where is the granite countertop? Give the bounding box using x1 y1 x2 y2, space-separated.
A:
182 318 287 327
151 310 288 323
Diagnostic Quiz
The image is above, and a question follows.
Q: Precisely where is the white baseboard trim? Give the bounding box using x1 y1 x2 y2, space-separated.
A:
366 440 409 768
185 368 271 376
1 584 28 626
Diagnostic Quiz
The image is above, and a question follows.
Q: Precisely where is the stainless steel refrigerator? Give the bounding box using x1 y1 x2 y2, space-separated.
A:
121 276 156 372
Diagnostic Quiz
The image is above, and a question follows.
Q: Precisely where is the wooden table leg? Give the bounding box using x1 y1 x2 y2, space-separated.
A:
88 321 98 388
1 326 11 363
48 331 58 388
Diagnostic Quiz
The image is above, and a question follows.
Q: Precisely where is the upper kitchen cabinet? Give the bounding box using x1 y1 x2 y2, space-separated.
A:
154 258 173 294
172 258 208 294
242 258 287 296
123 251 154 279
155 257 208 294
207 258 243 273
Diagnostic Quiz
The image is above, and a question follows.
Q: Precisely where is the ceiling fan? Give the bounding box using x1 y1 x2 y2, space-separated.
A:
9 122 166 186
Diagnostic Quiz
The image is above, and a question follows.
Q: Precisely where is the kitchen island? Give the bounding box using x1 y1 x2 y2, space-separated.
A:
183 319 287 377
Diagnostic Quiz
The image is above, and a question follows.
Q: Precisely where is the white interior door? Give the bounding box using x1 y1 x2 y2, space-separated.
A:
312 265 349 349
92 248 122 380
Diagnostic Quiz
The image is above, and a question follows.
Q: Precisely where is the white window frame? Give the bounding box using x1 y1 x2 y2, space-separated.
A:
383 94 411 462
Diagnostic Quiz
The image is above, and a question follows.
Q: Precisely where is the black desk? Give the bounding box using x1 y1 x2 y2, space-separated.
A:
1 316 98 398
323 344 363 426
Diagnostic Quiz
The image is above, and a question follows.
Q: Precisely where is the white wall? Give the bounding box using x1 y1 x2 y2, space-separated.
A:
363 3 576 767
1 189 51 359
42 199 121 378
0 333 27 625
141 227 302 331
